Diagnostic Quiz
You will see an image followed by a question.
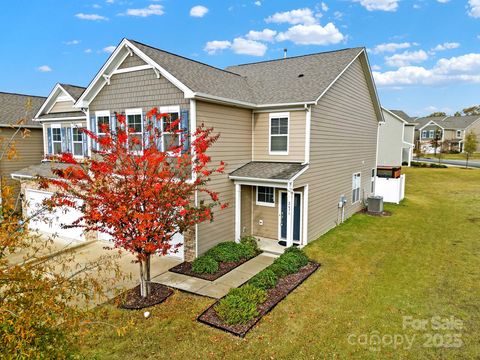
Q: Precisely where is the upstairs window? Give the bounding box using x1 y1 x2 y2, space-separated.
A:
429 130 435 139
269 112 289 155
95 111 110 135
72 126 86 157
51 126 62 154
456 130 462 138
352 172 361 204
421 130 427 139
126 108 143 153
257 186 275 207
160 106 180 150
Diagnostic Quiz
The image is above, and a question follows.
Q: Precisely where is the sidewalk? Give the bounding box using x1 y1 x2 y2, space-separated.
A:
152 254 277 298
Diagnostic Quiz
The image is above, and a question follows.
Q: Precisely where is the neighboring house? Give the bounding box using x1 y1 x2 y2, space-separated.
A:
13 38 383 261
413 115 480 153
0 92 46 207
378 108 415 167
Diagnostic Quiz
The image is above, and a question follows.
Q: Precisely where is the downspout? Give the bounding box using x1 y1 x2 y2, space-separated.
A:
190 99 198 258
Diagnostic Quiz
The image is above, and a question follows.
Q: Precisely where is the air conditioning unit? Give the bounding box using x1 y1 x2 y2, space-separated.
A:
368 196 384 214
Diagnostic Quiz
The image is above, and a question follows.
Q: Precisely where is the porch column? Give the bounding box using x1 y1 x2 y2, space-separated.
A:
235 183 241 242
286 189 294 247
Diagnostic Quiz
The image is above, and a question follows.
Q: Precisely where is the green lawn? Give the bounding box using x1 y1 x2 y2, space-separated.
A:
79 168 480 359
424 153 480 161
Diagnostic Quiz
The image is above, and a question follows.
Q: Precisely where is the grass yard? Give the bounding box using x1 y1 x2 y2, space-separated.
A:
78 168 480 359
424 152 480 161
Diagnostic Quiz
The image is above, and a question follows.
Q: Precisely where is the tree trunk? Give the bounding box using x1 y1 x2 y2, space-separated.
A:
139 254 152 298
466 155 469 169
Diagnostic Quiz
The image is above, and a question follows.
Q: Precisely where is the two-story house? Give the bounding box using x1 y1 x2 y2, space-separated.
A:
13 38 383 261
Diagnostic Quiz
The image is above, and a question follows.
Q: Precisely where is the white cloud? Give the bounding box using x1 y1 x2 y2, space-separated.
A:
432 42 460 52
321 2 329 11
245 29 277 42
75 13 108 21
371 64 382 71
204 40 232 55
103 45 116 53
374 53 480 86
385 50 428 67
85 49 92 53
64 40 80 45
468 0 480 18
265 8 317 25
231 38 267 56
276 23 344 45
190 5 209 17
37 65 52 72
354 0 399 12
254 1 262 6
106 0 114 3
370 42 412 54
122 4 164 17
437 0 450 3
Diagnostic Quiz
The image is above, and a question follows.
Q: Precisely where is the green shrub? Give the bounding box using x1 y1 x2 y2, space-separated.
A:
240 235 260 254
249 269 278 290
207 242 245 262
191 255 219 274
269 248 309 277
215 285 267 325
283 247 309 267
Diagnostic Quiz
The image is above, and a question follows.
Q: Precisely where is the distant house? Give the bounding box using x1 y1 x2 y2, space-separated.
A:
413 115 480 153
378 108 415 167
13 38 383 260
0 92 46 206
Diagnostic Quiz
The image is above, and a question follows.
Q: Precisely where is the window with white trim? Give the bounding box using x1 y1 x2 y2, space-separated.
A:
429 130 435 139
256 186 275 207
421 130 427 139
352 172 361 204
72 126 85 157
126 108 143 153
269 113 289 154
160 106 180 151
456 130 462 138
95 111 110 136
51 125 62 154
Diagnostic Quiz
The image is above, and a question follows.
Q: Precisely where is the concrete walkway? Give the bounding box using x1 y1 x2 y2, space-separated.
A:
152 254 276 298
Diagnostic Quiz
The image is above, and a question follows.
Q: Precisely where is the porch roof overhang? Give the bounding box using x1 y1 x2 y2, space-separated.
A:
228 161 308 187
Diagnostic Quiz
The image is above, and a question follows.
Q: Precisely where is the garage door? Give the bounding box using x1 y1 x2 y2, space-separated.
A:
26 190 85 242
97 223 184 260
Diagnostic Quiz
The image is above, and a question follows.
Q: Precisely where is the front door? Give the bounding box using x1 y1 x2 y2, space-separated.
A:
280 191 301 244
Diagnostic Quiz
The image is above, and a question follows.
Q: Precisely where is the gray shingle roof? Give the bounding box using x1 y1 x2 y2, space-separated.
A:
229 161 307 181
226 48 364 105
413 116 446 130
11 162 74 179
129 39 364 106
0 92 46 127
440 116 480 130
390 110 412 123
60 84 86 101
38 111 86 120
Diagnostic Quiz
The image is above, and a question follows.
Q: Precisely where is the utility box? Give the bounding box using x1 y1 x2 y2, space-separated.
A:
368 196 384 214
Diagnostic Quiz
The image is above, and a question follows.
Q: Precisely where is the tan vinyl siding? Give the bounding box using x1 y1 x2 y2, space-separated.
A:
89 68 189 114
253 110 305 162
443 129 457 141
378 110 404 167
240 185 252 236
404 125 415 144
0 128 44 205
295 57 378 242
49 100 77 113
118 53 147 69
467 120 480 151
196 101 252 255
252 188 279 239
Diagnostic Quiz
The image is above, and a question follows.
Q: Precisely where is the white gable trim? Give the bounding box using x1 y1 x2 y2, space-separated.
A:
75 39 194 108
34 83 77 120
418 120 445 131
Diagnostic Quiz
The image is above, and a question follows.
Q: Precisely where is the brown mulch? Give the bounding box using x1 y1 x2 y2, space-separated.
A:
361 209 392 217
169 253 260 281
197 261 320 337
117 283 173 310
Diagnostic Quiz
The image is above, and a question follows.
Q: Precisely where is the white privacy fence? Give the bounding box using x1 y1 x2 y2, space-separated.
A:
375 175 405 204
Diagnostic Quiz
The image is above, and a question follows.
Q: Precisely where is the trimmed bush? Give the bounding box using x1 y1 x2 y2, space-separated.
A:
249 269 278 290
215 285 267 325
191 255 219 274
269 248 309 277
240 235 260 254
284 247 309 267
207 242 245 262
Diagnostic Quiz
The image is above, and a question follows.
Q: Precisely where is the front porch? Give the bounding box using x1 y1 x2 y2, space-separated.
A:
229 161 310 253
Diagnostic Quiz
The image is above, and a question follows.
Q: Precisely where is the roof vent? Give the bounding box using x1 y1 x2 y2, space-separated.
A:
283 48 288 59
298 74 304 78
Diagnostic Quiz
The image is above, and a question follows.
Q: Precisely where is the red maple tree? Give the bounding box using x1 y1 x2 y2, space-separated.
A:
39 108 226 297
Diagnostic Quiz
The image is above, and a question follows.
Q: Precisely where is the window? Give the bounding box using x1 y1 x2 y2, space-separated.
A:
95 111 110 135
456 130 462 138
126 109 143 153
421 130 427 139
256 186 275 207
51 126 62 154
352 172 361 204
269 112 289 154
371 168 376 193
429 130 435 139
160 106 180 151
72 126 85 157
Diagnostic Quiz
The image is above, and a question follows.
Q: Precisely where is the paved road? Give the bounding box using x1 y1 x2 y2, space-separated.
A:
415 157 480 169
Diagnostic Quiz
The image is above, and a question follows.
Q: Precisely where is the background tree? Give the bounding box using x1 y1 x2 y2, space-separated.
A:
461 105 480 116
427 111 447 117
1 125 122 358
463 131 478 168
40 108 226 298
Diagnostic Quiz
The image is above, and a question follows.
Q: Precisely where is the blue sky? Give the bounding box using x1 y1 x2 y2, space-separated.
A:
1 0 479 116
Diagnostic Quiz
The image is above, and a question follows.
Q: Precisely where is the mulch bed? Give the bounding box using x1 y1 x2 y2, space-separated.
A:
361 209 392 217
117 283 173 310
169 253 261 281
197 261 320 337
